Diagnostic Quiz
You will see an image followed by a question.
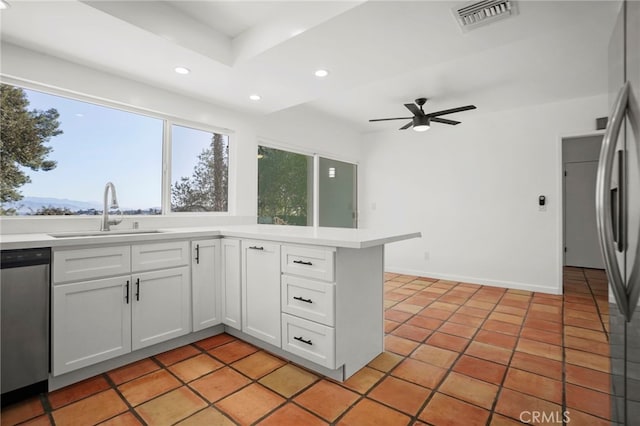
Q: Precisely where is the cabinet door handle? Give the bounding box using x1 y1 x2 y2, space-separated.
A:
293 296 313 304
125 280 130 304
195 244 200 264
135 278 140 301
293 260 313 266
249 246 264 250
294 336 313 346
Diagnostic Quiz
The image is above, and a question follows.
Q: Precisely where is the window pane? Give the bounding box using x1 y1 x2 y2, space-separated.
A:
0 85 162 215
171 125 229 212
257 146 313 226
319 157 357 228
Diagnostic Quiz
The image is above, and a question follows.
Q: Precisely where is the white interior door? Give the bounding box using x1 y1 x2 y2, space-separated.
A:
565 161 605 268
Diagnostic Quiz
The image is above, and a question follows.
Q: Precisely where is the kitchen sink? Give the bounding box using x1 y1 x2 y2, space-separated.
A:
49 229 165 238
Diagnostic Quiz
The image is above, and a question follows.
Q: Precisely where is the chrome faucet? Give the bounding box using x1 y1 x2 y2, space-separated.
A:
101 182 123 231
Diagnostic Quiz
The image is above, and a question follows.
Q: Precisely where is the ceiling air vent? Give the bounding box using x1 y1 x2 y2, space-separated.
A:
453 0 517 32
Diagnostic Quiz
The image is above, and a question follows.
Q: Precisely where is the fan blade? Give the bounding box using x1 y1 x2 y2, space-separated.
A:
430 117 460 125
404 103 421 116
426 105 476 117
369 117 413 122
399 121 413 130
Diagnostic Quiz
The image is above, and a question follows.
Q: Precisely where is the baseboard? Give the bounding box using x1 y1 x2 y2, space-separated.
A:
385 267 562 295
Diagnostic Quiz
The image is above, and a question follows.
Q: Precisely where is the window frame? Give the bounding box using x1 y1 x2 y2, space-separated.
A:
257 139 359 228
1 77 234 217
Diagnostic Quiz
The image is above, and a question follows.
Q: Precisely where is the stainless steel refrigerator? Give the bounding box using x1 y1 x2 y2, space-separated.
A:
598 0 640 424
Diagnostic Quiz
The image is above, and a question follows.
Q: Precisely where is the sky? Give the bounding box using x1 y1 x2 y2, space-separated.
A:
21 87 221 210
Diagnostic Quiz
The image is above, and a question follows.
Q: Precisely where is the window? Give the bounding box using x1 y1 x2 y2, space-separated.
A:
257 146 313 226
171 125 229 212
319 157 357 228
0 84 230 216
257 145 357 228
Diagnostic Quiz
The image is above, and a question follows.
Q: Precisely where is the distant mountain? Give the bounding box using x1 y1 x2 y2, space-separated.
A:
3 196 102 215
2 197 161 215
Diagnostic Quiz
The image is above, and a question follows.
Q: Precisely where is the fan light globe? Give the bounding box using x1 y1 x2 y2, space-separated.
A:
413 116 430 132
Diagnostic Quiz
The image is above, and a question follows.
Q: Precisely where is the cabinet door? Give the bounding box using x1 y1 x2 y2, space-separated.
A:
242 240 281 346
221 238 242 330
192 239 220 332
132 267 191 350
52 276 131 375
53 246 130 283
132 241 189 272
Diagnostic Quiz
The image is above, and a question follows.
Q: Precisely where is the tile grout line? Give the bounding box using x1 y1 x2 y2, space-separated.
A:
2 269 612 426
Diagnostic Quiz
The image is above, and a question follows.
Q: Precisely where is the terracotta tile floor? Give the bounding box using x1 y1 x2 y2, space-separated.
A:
1 267 611 425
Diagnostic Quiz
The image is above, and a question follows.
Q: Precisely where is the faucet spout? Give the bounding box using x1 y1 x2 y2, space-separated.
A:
101 182 123 231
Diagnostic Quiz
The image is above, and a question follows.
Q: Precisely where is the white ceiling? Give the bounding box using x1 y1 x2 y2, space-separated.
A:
0 0 620 132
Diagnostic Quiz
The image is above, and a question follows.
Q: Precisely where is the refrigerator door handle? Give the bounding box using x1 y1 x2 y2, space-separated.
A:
596 81 631 320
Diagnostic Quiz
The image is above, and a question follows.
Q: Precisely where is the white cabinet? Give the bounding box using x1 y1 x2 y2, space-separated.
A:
132 241 189 272
281 245 335 282
132 267 191 350
53 246 130 283
221 238 241 330
282 313 335 368
242 240 281 346
52 241 191 375
191 240 220 332
52 276 131 375
281 275 335 326
279 244 337 369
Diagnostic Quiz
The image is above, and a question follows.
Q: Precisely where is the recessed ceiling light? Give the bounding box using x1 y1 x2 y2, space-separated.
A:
174 66 190 75
314 69 329 78
249 94 261 101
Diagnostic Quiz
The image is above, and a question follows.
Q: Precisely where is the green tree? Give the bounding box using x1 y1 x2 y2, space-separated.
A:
171 133 228 211
33 206 74 215
257 147 309 225
0 84 62 214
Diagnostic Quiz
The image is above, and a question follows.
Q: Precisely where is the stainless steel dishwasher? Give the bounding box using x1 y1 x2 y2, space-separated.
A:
1 247 50 404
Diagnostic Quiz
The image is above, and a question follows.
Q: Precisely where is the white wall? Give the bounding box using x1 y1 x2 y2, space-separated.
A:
254 104 361 162
0 43 361 234
359 95 608 294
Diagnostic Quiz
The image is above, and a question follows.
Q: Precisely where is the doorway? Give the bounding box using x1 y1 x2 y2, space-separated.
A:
562 134 605 269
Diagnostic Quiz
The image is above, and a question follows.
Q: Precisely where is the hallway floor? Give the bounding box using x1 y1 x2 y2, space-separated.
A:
1 267 611 425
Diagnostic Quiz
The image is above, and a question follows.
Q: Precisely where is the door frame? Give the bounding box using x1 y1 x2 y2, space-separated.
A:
557 130 605 293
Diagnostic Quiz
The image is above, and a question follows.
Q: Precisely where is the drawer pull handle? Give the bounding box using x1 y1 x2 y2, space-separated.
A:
293 260 313 266
294 336 313 345
249 246 264 250
293 296 313 304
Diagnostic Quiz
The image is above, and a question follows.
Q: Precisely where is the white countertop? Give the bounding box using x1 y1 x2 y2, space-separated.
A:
0 224 421 250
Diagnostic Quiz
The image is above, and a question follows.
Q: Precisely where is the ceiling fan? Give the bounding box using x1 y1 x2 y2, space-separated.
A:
369 98 477 131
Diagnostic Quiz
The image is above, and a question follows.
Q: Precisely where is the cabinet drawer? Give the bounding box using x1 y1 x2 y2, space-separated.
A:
132 241 189 272
281 276 335 326
282 313 335 369
53 246 131 283
281 245 335 282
